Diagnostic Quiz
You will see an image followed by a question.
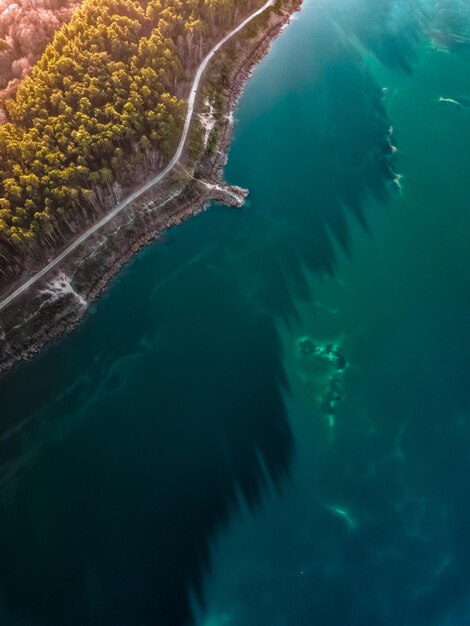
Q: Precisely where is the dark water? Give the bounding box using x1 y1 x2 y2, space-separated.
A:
1 0 470 624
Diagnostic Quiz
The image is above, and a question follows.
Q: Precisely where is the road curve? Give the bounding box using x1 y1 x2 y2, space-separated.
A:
0 0 274 313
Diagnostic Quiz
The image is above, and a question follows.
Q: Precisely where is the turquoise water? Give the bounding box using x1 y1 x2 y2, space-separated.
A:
1 0 470 624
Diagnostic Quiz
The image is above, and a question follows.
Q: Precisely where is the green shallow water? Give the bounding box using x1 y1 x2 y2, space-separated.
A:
1 1 470 624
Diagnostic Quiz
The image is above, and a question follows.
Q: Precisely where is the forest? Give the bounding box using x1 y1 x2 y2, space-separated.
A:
0 0 263 279
0 0 80 102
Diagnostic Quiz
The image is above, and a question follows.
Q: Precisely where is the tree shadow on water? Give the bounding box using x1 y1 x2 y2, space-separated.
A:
0 261 293 626
0 5 431 626
324 0 429 74
228 10 400 324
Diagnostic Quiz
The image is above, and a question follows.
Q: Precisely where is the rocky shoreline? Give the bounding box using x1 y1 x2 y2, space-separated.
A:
0 0 302 377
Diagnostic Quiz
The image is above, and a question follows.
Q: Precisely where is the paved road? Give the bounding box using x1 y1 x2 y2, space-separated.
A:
0 0 274 312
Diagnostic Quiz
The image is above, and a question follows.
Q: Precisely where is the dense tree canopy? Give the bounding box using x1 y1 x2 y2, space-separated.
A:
0 0 262 277
0 0 80 100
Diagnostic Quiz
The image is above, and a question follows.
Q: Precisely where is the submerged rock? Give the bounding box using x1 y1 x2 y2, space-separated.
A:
315 342 348 371
297 336 316 358
295 336 349 424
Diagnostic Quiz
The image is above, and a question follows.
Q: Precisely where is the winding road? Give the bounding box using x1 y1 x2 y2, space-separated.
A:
0 0 275 312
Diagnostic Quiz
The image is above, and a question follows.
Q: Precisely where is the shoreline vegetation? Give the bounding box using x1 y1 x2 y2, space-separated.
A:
0 0 302 378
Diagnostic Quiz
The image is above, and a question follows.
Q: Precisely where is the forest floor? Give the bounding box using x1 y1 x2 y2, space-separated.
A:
0 0 302 377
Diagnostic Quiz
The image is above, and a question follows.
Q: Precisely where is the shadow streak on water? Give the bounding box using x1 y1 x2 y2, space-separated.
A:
325 0 428 74
226 8 399 323
0 265 293 626
0 2 433 625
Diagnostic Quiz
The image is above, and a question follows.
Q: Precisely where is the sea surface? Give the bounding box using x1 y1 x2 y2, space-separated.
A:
1 0 470 624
